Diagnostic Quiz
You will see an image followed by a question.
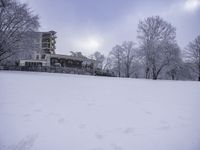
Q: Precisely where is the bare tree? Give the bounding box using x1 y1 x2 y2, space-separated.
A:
108 41 138 78
109 45 123 77
121 41 137 78
185 35 200 81
153 42 182 80
70 51 88 59
0 0 39 63
163 43 182 80
90 51 105 70
103 56 113 71
0 0 5 8
137 16 177 80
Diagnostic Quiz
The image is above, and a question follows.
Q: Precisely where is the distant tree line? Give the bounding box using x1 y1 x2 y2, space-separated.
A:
90 16 200 81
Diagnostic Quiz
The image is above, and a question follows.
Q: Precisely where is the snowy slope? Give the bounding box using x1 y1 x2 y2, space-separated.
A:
0 71 200 150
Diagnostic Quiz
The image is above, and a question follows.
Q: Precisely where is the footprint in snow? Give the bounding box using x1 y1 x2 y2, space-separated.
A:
140 107 153 115
23 114 30 117
178 116 186 120
48 112 59 117
123 127 135 134
111 144 123 150
95 133 104 140
160 120 168 124
142 109 152 115
11 134 38 150
156 125 171 131
57 118 65 124
79 124 86 129
33 109 42 112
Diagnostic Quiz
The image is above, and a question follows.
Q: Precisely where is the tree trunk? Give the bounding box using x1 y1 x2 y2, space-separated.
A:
172 75 175 80
153 74 157 80
145 67 150 79
126 65 130 78
118 71 120 77
118 69 121 77
152 67 158 80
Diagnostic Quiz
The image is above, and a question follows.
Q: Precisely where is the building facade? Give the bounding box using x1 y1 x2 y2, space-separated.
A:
41 31 56 54
18 31 95 70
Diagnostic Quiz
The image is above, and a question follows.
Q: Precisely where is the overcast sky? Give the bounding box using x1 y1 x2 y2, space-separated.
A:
20 0 200 55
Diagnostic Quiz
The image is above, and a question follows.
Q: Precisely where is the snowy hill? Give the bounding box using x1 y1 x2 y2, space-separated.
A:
0 71 200 150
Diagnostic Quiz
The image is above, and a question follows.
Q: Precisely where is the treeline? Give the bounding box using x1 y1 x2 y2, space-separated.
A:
90 16 200 81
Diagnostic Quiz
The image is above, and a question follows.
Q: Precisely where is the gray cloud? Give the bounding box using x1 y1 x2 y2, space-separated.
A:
20 0 200 55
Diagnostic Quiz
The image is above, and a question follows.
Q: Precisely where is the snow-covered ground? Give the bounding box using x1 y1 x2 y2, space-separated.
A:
0 71 200 150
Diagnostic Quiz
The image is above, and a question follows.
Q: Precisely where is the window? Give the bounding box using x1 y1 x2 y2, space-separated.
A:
36 55 39 60
41 54 46 59
25 62 29 66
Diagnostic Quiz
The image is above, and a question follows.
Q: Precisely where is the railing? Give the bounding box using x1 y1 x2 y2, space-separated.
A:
0 65 94 75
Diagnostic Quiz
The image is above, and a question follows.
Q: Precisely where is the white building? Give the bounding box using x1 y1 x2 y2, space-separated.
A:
18 31 95 70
